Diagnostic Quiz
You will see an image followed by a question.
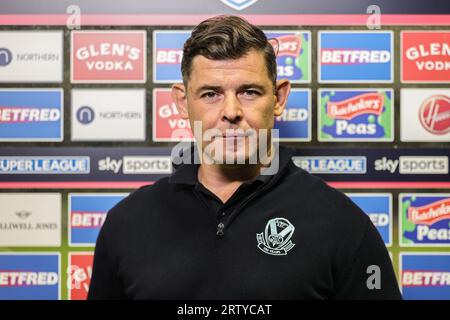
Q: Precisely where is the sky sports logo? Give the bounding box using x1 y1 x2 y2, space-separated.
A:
347 194 392 246
401 253 450 300
0 89 63 141
318 89 393 142
374 156 448 174
69 194 127 246
0 157 90 174
0 253 60 300
292 156 366 174
319 31 393 83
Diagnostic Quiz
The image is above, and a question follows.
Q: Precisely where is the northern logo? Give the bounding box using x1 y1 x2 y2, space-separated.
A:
257 218 295 256
0 48 12 66
76 106 95 124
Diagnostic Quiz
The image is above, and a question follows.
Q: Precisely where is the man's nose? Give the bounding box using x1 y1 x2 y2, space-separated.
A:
221 94 243 123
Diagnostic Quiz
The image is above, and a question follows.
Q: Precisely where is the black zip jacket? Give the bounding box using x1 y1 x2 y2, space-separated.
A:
88 146 402 300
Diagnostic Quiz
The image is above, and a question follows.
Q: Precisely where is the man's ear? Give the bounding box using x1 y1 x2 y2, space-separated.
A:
273 79 291 117
171 83 189 119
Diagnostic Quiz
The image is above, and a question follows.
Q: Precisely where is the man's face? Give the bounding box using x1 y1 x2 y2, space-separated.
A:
173 49 290 165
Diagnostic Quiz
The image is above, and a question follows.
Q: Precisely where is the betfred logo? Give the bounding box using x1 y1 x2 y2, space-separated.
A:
401 31 450 83
318 89 393 142
0 253 60 300
266 31 310 83
419 95 450 135
71 31 146 83
403 271 450 287
68 253 93 300
400 253 450 300
69 193 127 246
0 89 63 141
327 93 384 120
347 194 392 246
319 31 393 83
401 89 450 142
153 31 191 83
400 194 450 246
152 89 194 142
408 198 450 226
274 89 311 141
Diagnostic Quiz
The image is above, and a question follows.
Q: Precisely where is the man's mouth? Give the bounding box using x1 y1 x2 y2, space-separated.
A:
213 130 255 138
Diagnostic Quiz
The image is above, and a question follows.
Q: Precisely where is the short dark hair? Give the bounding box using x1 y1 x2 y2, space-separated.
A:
181 15 277 87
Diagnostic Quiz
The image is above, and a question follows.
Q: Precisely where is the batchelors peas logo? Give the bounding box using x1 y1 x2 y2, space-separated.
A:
257 218 295 256
266 31 310 83
319 90 393 142
419 95 450 135
401 195 450 246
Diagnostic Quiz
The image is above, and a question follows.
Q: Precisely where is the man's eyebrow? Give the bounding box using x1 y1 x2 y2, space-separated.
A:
194 85 222 95
194 83 267 95
237 83 267 92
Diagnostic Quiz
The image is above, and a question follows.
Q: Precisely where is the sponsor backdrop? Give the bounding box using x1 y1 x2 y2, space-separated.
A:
0 0 449 300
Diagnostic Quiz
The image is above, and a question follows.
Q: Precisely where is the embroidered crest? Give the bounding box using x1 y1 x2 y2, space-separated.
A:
257 217 295 256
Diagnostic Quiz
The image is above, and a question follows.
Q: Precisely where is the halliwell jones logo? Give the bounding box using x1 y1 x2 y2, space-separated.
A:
71 31 146 83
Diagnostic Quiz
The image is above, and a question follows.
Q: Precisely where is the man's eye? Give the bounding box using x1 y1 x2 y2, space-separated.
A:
242 90 260 97
202 92 218 99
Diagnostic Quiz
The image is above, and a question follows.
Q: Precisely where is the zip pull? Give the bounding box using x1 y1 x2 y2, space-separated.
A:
216 222 225 237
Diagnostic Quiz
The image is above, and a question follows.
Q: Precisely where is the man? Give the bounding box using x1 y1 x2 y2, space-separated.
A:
88 15 401 300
